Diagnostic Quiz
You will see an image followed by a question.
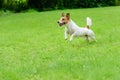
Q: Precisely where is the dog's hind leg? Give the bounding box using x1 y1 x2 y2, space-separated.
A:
90 35 97 42
84 35 90 43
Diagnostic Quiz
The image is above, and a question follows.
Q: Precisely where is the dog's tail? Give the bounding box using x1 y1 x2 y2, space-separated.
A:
86 17 92 29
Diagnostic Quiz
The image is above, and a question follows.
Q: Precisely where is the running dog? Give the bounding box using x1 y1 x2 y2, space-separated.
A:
57 13 96 43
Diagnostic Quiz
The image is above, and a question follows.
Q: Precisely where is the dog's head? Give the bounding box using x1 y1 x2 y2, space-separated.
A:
57 13 70 26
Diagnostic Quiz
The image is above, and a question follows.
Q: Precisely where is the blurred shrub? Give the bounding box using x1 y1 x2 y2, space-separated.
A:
28 0 115 11
0 0 117 12
28 0 57 11
97 0 115 6
0 0 2 9
114 0 120 5
2 0 28 12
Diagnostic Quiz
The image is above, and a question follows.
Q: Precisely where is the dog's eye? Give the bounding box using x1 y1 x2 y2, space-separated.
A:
62 19 65 20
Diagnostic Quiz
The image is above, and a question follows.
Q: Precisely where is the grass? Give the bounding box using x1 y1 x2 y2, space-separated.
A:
0 6 120 80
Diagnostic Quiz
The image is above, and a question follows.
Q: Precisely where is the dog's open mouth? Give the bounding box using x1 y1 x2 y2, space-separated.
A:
58 22 65 26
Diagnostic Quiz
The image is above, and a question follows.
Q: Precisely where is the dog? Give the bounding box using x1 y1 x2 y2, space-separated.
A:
57 13 96 43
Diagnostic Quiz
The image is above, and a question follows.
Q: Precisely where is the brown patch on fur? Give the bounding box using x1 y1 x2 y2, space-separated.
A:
62 12 65 17
58 13 70 26
60 13 70 24
66 13 70 20
86 25 89 29
61 17 69 24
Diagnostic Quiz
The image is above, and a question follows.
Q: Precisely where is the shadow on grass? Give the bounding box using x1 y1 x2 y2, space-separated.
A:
69 41 97 49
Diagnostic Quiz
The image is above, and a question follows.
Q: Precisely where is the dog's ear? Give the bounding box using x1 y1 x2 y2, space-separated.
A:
62 12 65 17
66 13 70 20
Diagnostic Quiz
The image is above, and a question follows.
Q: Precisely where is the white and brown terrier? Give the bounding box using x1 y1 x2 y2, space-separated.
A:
57 13 96 43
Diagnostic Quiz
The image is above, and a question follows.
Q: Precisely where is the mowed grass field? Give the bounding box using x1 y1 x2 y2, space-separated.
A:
0 6 120 80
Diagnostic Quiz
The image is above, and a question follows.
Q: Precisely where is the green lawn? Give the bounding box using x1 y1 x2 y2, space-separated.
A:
0 6 120 80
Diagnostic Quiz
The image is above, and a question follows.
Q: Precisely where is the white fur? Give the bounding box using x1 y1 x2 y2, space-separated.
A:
64 17 96 42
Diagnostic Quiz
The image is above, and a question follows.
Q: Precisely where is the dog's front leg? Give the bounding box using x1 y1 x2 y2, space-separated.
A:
70 33 75 42
64 29 68 40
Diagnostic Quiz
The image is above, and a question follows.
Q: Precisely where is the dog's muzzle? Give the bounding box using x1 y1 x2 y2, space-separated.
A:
57 21 65 26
